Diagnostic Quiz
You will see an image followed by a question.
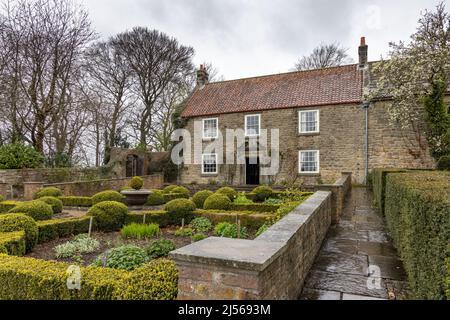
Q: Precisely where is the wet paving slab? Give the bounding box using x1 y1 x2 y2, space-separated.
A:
299 187 410 300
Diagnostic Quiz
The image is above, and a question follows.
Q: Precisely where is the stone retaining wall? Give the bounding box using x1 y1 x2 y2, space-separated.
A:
170 190 333 300
41 174 164 197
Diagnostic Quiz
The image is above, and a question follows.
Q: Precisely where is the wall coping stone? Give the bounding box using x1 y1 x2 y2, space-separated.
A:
170 190 332 272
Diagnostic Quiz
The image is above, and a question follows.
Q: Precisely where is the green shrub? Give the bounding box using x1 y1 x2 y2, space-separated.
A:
255 223 270 237
163 192 189 202
37 217 91 243
194 209 269 230
203 194 231 210
0 200 19 213
58 196 92 207
0 231 26 256
189 217 212 233
164 199 196 225
0 143 44 169
121 223 159 239
8 200 53 221
214 222 248 239
0 254 177 300
125 211 171 227
216 187 238 201
34 187 62 199
437 155 450 170
175 227 194 237
38 196 63 214
264 198 283 205
230 203 280 213
92 190 124 205
252 186 273 201
94 245 148 271
192 233 207 242
0 213 38 252
192 190 214 208
146 239 175 259
172 186 190 197
384 171 450 299
118 259 178 300
0 195 4 202
54 234 100 259
87 201 128 231
147 190 166 206
233 192 254 204
129 176 144 190
371 168 408 214
162 185 178 194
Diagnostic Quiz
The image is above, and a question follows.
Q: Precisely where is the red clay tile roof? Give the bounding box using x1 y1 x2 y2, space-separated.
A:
182 64 363 118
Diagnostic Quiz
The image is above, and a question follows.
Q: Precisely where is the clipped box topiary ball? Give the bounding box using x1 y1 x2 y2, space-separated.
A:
171 186 190 196
34 187 62 199
192 190 214 208
252 186 273 202
203 193 231 210
87 201 128 231
164 198 196 224
162 185 178 194
437 155 450 170
216 187 238 201
147 190 165 206
38 196 63 214
0 213 38 252
129 176 144 190
92 190 125 205
8 200 53 221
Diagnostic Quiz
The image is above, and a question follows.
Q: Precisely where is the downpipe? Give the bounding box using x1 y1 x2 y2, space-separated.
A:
363 101 371 185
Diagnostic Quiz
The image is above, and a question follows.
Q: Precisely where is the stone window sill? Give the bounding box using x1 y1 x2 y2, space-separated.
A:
297 132 320 137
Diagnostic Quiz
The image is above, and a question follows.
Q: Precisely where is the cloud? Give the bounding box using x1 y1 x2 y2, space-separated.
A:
82 0 444 79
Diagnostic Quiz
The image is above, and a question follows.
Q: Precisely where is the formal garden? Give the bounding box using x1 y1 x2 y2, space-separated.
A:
0 176 311 300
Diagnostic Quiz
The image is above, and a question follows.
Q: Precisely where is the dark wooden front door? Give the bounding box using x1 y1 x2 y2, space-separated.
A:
246 157 260 185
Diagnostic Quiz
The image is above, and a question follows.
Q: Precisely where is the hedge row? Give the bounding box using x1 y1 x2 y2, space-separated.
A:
384 171 450 300
230 203 280 213
36 217 92 244
194 209 269 230
0 254 177 300
0 231 26 256
371 168 408 214
0 201 19 213
58 196 93 207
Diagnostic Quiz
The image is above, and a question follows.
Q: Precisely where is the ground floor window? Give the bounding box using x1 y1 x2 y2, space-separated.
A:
299 150 319 173
202 153 218 174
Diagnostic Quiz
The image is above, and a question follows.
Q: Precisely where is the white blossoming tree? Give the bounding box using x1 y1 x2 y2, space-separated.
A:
368 2 450 160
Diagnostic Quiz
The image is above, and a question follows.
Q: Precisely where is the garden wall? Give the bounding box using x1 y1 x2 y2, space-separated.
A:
41 174 164 197
0 166 115 198
170 190 333 299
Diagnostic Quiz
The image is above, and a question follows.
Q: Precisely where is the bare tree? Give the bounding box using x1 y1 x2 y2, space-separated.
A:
202 61 225 82
0 0 95 154
113 27 195 148
84 39 134 163
294 43 353 71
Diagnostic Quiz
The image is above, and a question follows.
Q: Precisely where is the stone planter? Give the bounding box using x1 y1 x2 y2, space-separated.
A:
120 189 152 206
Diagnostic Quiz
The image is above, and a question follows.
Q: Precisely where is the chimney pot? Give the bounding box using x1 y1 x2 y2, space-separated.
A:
196 65 209 87
358 37 368 69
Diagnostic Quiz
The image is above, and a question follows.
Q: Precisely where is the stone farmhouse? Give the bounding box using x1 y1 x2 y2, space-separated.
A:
180 38 445 186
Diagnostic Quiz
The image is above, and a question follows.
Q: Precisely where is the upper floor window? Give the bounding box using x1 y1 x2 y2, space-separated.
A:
299 110 319 133
202 153 218 174
202 118 218 139
245 114 261 137
299 150 320 174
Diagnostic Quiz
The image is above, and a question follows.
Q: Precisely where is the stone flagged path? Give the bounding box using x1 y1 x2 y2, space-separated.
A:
300 187 410 300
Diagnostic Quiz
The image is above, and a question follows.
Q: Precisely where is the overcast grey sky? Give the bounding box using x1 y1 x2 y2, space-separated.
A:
82 0 444 80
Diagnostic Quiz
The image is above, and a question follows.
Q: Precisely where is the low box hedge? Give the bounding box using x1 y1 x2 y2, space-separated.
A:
371 168 408 214
0 231 26 256
59 196 93 207
126 211 171 227
37 216 92 244
194 209 270 230
0 254 177 300
0 201 19 213
384 171 450 299
230 203 280 213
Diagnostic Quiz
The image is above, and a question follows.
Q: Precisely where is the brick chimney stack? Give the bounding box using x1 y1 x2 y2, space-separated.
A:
196 64 209 87
358 37 368 69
